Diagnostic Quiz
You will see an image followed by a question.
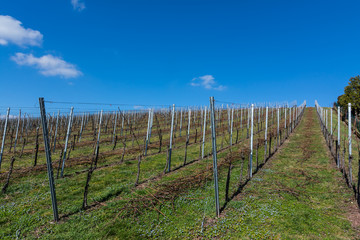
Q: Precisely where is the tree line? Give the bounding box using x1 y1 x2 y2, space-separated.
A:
337 75 360 115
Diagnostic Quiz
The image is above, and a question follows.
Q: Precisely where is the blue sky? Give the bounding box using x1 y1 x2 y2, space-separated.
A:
1 0 359 113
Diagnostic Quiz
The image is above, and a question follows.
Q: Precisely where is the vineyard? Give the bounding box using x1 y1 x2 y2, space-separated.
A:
316 101 360 206
1 98 360 239
2 1 360 238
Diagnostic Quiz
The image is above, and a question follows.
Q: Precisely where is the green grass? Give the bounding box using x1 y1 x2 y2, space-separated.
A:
325 107 360 193
0 108 310 239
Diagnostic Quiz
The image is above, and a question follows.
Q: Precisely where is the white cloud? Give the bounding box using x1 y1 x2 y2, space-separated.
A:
11 53 82 78
191 75 226 91
0 15 43 47
214 85 226 91
71 0 86 11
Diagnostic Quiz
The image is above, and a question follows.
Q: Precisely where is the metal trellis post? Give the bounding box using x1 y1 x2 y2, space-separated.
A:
209 97 220 217
250 104 254 178
60 107 74 177
167 104 175 172
39 98 59 222
0 107 10 170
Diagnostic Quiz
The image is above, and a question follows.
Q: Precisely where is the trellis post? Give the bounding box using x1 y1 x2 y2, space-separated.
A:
264 106 268 162
53 110 60 152
250 104 254 178
167 104 175 172
13 109 21 152
0 107 10 170
209 97 220 217
39 98 59 222
348 103 352 184
337 106 340 168
60 107 74 177
202 106 207 158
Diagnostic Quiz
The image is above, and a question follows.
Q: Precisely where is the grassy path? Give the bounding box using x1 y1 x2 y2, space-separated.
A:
203 108 360 239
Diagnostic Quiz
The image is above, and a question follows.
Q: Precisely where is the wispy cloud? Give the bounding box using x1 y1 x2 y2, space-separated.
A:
191 75 226 91
133 105 144 109
0 15 43 47
11 53 82 78
71 0 86 11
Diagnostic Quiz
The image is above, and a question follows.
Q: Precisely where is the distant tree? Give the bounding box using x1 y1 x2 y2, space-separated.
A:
337 76 360 115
